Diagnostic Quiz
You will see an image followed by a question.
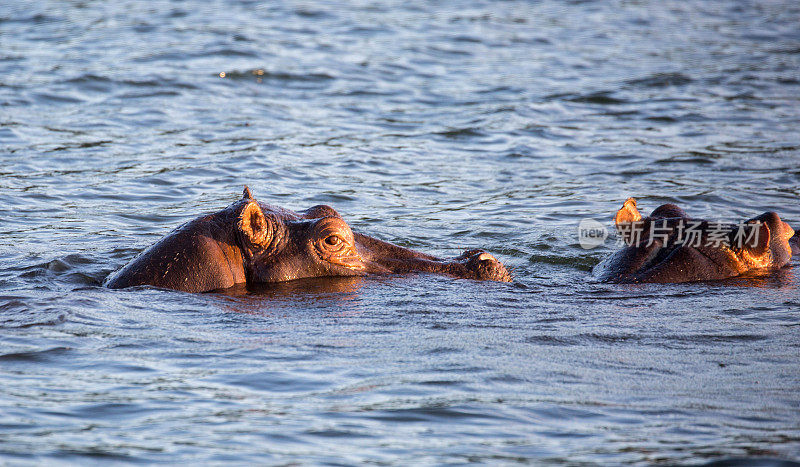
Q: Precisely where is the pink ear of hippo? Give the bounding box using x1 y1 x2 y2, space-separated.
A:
238 201 270 246
614 198 642 226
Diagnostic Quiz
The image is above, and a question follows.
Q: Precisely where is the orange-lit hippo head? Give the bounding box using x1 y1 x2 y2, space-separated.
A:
105 187 511 292
594 198 796 283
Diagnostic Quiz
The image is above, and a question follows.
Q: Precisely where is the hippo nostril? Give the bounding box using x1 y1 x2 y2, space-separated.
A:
478 252 494 262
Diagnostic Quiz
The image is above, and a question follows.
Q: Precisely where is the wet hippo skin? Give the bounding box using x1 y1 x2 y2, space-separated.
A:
594 198 797 283
105 187 511 292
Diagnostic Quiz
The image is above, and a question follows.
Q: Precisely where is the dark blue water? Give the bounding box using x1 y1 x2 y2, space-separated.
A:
2 0 800 464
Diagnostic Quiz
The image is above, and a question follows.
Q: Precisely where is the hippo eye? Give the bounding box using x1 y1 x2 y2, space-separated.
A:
323 234 345 251
313 217 364 270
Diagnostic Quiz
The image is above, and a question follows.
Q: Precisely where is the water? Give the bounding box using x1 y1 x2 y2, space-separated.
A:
2 0 800 464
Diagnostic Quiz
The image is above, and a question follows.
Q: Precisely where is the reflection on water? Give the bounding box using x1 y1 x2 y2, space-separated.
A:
220 276 367 298
2 0 800 464
213 276 367 315
719 267 798 289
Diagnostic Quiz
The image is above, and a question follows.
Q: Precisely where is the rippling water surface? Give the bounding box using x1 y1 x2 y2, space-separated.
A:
2 0 800 464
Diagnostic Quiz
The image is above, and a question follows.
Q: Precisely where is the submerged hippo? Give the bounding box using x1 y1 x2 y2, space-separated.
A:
594 198 798 283
105 187 511 292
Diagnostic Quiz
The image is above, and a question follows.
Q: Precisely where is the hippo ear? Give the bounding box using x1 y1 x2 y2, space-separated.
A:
741 221 771 258
238 201 271 246
242 186 255 200
614 198 642 227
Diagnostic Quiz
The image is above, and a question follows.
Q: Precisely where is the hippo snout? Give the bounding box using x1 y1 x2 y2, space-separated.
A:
457 249 512 282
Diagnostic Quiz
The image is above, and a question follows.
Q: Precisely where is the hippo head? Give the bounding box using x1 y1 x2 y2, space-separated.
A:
105 186 511 292
235 188 368 282
596 198 796 283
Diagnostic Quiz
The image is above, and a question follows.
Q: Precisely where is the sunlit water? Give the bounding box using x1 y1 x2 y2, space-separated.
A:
2 0 800 464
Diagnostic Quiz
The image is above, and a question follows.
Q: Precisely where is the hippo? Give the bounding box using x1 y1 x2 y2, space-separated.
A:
593 198 798 283
104 187 511 292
